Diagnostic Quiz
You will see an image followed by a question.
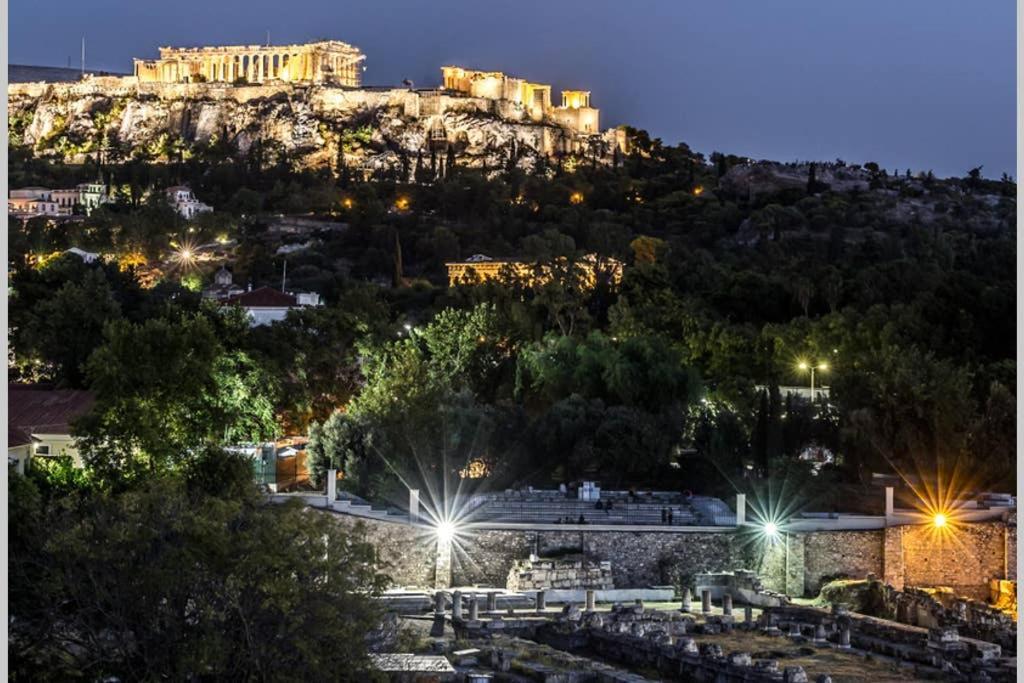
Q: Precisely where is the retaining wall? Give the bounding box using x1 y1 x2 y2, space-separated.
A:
321 509 1016 602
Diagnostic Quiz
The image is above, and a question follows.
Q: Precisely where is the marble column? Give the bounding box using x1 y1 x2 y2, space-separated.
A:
701 589 712 614
722 593 733 617
468 596 479 621
680 588 692 612
586 590 596 613
451 590 463 620
486 591 497 612
535 590 546 613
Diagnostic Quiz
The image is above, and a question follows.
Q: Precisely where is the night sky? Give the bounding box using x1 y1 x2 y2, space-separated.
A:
9 0 1016 178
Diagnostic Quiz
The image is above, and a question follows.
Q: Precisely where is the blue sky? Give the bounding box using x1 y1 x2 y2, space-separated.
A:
9 0 1016 178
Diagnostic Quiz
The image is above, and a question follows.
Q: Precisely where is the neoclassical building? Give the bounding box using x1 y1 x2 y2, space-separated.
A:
133 40 365 86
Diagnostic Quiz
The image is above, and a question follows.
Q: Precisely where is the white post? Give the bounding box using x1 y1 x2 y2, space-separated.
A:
409 488 421 523
736 493 746 527
326 468 336 508
885 486 894 517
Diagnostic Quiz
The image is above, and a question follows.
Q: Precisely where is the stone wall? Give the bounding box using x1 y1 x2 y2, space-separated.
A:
802 530 885 595
506 558 614 592
326 513 438 589
316 510 1016 602
901 521 1010 601
450 529 737 589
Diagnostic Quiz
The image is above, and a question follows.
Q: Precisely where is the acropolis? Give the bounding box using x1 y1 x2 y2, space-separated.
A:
133 40 365 86
9 38 620 171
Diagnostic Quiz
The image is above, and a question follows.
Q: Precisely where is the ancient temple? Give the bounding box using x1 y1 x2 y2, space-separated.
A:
133 40 365 86
441 66 599 133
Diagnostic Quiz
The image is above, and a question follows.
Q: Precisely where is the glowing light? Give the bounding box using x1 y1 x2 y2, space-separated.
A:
458 459 490 479
692 186 704 196
342 197 354 209
933 513 947 528
569 191 584 205
797 360 809 371
394 196 410 211
436 520 456 544
763 521 779 538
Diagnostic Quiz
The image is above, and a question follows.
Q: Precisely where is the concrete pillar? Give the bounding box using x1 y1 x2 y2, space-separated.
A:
326 469 337 507
744 605 753 624
736 493 746 527
838 625 851 648
468 596 479 621
814 623 827 643
434 591 445 615
586 590 596 612
451 591 463 620
680 588 692 612
701 589 712 614
722 593 733 617
885 486 894 516
535 590 546 613
409 489 420 523
487 591 498 612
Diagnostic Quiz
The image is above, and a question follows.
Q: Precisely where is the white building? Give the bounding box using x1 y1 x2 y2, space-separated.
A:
9 187 64 217
77 181 110 214
65 247 100 263
9 183 109 217
166 185 213 220
222 286 321 326
8 385 95 474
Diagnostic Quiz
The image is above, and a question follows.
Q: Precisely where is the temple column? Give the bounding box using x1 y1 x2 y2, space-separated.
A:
257 53 264 81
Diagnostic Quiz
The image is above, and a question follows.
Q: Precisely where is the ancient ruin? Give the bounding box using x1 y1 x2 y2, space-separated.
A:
133 40 365 86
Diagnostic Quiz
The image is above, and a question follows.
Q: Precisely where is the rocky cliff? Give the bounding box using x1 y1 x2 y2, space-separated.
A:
8 78 616 175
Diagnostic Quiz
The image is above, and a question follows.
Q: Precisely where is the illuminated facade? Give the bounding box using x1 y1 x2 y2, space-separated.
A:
441 67 600 133
133 40 365 86
446 253 623 288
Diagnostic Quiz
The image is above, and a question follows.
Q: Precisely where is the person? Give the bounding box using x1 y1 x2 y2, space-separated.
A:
578 514 586 525
668 508 674 525
595 500 603 510
661 508 668 524
606 500 614 512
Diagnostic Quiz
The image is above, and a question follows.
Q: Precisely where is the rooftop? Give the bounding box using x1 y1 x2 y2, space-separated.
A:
8 384 95 436
224 287 298 308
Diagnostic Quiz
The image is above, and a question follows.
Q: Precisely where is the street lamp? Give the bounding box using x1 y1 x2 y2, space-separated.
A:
796 360 829 403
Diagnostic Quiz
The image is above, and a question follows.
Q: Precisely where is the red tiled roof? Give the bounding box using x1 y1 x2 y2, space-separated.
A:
8 384 96 436
223 287 297 308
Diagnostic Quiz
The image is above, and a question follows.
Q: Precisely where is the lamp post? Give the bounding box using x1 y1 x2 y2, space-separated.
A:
796 360 829 404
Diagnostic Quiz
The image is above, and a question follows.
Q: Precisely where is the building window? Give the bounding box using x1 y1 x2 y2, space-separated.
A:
35 445 51 456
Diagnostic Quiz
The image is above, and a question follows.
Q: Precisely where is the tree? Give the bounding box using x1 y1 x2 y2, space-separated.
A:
307 410 373 487
9 456 389 681
76 315 277 476
15 269 122 387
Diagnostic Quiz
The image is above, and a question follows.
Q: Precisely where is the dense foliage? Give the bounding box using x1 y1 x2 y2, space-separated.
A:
8 126 1017 505
9 450 389 681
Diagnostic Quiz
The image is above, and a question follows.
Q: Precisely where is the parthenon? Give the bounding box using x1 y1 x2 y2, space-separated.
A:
133 40 365 86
